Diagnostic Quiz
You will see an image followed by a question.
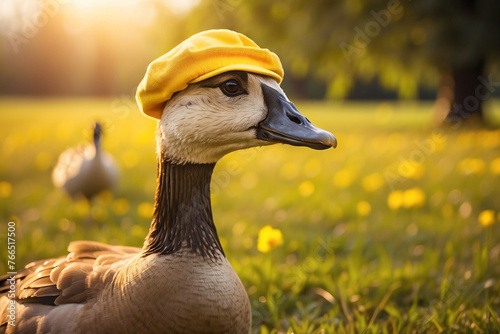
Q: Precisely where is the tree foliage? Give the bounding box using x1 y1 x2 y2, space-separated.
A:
189 0 500 100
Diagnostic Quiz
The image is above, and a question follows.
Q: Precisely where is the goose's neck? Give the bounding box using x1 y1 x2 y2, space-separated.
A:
142 157 224 260
93 130 101 154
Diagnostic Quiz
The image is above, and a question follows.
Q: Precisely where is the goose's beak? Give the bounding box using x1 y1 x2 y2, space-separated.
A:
256 83 337 150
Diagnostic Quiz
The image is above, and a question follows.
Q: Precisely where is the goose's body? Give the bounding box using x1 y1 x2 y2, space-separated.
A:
0 30 336 334
2 242 249 333
52 123 119 199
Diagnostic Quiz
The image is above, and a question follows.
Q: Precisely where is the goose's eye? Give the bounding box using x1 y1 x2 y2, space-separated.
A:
220 79 245 97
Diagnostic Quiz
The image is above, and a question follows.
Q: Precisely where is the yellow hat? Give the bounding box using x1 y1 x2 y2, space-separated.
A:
136 29 284 120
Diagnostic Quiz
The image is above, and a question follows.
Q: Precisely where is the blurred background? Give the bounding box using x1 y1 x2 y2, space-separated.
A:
1 0 500 332
1 0 500 122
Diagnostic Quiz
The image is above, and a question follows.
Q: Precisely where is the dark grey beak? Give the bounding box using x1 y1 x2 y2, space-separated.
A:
256 83 337 150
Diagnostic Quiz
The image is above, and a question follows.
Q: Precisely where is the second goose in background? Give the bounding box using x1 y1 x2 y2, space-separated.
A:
52 122 119 199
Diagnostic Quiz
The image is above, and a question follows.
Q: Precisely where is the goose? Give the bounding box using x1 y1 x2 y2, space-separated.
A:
0 30 336 334
52 122 119 199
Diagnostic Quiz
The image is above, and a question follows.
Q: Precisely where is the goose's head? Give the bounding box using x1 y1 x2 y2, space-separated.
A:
156 71 336 164
93 122 102 149
137 30 336 164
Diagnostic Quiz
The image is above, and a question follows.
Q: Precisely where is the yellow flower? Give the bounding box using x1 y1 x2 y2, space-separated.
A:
298 181 315 197
96 190 114 205
388 188 426 210
490 157 500 175
334 169 355 188
387 190 404 210
399 160 425 180
458 158 485 175
357 201 371 216
478 210 495 227
362 173 384 193
75 197 90 217
112 198 130 216
403 188 426 209
0 181 12 198
137 202 154 218
257 225 283 253
408 164 425 180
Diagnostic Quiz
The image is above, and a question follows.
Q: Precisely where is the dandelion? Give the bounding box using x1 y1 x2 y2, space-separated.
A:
137 201 154 218
403 188 426 209
112 198 130 216
96 190 114 205
0 181 12 198
357 201 371 216
399 160 425 180
334 169 354 188
408 164 425 180
458 158 485 175
298 181 315 197
387 190 404 210
478 210 495 227
362 173 384 193
75 197 90 216
257 225 283 253
388 188 426 210
479 130 500 148
490 157 500 175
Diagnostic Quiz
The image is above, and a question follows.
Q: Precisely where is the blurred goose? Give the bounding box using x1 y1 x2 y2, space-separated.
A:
0 30 336 334
52 122 119 199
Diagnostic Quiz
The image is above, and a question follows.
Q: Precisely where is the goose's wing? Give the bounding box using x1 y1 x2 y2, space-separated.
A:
0 241 141 307
52 146 88 188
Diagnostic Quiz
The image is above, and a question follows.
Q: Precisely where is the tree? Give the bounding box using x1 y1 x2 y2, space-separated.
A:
188 0 500 125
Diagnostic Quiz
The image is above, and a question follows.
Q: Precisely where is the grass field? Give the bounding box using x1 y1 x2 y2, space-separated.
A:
0 97 499 333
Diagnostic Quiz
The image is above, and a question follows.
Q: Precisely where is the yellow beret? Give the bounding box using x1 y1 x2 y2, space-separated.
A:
136 29 284 120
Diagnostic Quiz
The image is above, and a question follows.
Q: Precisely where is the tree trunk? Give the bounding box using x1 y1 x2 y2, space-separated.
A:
437 57 487 128
439 0 488 128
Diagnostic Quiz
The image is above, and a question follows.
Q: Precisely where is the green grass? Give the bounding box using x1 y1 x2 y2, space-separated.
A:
1 97 499 333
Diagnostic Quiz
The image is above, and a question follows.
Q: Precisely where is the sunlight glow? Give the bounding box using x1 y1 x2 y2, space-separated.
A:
65 0 200 15
66 0 143 12
1 0 201 33
162 0 200 15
